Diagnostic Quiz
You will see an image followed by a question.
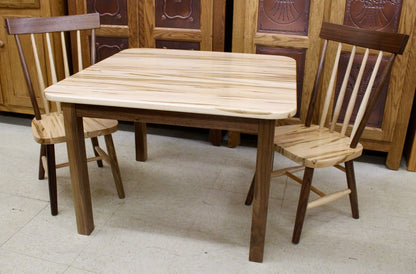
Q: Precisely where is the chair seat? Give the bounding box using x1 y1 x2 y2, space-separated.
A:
32 112 118 144
274 124 363 168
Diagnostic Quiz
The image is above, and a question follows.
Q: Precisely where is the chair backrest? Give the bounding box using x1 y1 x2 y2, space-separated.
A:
6 13 100 120
305 22 409 148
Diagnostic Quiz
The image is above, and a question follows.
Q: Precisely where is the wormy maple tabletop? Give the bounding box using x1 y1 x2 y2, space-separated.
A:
45 48 297 119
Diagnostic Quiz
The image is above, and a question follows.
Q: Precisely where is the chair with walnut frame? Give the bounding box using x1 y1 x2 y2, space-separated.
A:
245 22 409 244
6 13 125 216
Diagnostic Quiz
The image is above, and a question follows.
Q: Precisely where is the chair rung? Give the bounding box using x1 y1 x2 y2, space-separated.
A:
286 171 327 197
334 164 346 172
307 189 351 209
55 156 104 169
271 166 304 177
94 146 111 165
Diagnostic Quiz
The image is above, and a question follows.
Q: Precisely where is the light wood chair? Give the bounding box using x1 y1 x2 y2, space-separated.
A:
245 22 409 244
6 13 125 216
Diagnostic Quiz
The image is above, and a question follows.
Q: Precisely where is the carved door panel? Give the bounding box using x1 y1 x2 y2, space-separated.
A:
233 0 326 122
327 0 416 169
68 0 139 67
140 0 214 51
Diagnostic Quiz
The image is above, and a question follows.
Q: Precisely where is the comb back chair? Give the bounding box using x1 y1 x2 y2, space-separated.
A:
245 22 409 244
6 13 125 216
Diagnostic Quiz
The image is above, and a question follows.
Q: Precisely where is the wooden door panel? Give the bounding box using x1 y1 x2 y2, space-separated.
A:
87 0 128 25
344 0 403 32
70 0 139 66
156 40 200 50
258 0 310 35
155 0 200 29
141 0 213 51
95 36 128 61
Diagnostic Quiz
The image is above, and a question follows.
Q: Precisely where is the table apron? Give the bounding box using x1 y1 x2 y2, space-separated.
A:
71 103 263 135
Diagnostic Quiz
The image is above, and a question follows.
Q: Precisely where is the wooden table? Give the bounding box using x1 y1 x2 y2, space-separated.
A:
44 48 297 262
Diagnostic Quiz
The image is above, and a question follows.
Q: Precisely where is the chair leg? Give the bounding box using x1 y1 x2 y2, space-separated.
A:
292 167 314 244
135 122 148 162
46 144 58 216
345 161 359 219
245 173 256 205
104 134 125 199
91 137 103 167
38 144 46 180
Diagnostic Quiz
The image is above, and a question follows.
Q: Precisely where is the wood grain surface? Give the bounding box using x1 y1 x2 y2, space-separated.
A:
45 48 297 119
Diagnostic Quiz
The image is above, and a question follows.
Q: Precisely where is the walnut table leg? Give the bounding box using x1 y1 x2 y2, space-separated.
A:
134 122 148 161
63 103 94 235
249 120 275 262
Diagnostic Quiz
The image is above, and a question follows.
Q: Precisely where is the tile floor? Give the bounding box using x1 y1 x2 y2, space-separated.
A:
0 113 415 273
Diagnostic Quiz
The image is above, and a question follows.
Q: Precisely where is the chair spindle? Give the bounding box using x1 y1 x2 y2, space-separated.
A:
30 33 50 114
60 32 70 78
305 39 328 127
45 32 61 113
77 30 83 71
350 50 384 140
320 42 342 128
330 46 357 132
341 48 369 136
91 29 96 65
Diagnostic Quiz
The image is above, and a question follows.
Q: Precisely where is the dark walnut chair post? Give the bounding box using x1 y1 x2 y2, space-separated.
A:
6 13 125 216
245 22 409 244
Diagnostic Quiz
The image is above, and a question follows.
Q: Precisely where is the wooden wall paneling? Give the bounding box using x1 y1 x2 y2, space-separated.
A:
141 0 214 51
68 0 139 68
0 1 65 114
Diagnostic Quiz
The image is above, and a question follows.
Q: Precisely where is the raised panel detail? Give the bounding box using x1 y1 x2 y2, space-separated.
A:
156 40 200 50
95 37 128 62
87 0 128 25
334 53 389 128
258 0 311 35
344 0 403 32
256 46 305 118
155 0 201 29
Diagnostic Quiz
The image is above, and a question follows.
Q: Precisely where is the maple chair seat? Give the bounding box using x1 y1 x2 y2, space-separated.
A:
274 124 363 168
32 112 118 144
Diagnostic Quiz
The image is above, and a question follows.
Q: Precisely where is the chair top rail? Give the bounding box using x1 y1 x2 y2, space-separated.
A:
6 13 100 35
320 22 409 54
